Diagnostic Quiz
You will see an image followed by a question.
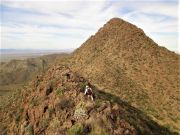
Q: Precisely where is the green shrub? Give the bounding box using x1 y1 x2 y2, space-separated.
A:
79 82 88 89
95 99 102 108
67 124 84 135
55 88 64 97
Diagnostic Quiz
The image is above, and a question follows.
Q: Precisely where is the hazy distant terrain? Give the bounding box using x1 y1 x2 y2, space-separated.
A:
0 49 73 62
0 50 69 96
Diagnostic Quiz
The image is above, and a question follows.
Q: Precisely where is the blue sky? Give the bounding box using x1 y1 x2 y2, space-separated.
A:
0 0 179 53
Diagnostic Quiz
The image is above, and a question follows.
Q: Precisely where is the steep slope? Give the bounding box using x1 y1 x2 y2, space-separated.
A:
71 18 180 132
0 64 178 135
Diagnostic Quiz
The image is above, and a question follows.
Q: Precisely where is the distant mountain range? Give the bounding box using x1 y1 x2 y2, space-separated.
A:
0 49 75 52
0 49 74 62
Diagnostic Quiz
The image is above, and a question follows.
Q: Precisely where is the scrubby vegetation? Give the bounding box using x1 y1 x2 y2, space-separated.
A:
55 88 64 97
67 124 84 135
72 18 180 133
0 54 67 96
0 65 179 134
0 18 179 134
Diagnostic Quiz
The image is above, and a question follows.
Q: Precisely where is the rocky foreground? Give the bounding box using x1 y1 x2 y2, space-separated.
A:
0 64 178 135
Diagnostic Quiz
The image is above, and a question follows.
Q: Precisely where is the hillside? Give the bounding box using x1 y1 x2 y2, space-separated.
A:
71 18 180 132
0 53 67 96
0 64 178 135
0 17 179 135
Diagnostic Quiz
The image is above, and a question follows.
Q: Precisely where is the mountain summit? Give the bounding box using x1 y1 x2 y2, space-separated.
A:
72 18 180 132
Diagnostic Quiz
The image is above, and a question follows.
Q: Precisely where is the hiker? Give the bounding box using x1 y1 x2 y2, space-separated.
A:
84 85 94 101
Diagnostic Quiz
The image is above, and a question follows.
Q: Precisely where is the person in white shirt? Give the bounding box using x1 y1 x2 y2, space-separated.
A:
84 85 94 101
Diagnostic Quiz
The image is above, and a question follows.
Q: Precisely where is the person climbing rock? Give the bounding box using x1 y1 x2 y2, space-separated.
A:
84 85 94 101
